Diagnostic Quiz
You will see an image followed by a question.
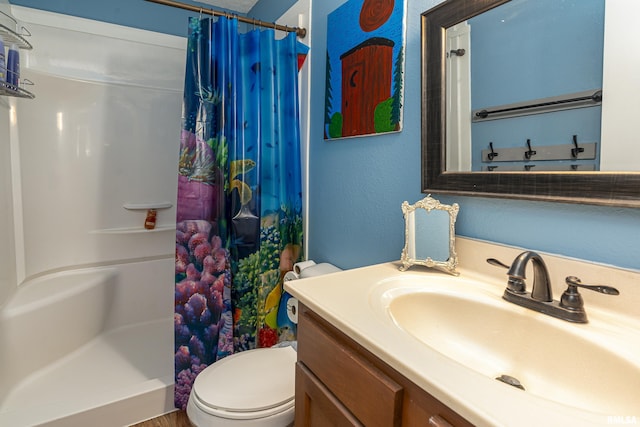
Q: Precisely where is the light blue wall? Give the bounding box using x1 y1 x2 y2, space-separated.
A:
249 0 297 22
307 0 441 268
11 0 640 272
308 0 640 271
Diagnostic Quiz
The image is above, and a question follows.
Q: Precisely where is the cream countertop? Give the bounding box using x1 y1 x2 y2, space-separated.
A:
284 237 640 427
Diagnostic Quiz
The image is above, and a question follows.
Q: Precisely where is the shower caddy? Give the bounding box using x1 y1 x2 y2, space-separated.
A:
0 10 34 99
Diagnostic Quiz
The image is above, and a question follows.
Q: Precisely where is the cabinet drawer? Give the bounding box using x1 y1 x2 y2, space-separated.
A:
298 308 403 427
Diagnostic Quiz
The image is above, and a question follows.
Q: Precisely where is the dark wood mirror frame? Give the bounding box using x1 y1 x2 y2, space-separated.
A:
421 0 640 208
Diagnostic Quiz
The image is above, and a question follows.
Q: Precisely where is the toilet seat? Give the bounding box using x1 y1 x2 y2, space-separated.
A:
191 346 297 420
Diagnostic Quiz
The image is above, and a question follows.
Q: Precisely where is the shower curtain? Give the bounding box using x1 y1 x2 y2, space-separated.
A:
173 16 306 409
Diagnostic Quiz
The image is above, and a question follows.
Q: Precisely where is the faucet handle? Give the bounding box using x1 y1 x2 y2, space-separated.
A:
560 276 620 312
486 258 526 294
486 258 510 269
565 276 620 295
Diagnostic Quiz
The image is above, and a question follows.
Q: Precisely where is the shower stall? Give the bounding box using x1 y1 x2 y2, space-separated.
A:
0 6 185 426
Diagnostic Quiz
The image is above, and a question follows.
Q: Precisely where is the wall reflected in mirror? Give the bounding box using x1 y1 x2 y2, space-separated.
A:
444 0 638 173
400 196 459 275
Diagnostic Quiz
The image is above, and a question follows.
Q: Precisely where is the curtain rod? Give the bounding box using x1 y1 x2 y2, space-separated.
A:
145 0 306 38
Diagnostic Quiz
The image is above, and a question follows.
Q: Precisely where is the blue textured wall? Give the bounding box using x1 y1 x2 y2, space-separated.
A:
306 0 436 268
307 0 640 271
249 0 297 22
11 0 640 271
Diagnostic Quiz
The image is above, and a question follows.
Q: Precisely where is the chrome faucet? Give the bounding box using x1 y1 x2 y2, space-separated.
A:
487 251 619 323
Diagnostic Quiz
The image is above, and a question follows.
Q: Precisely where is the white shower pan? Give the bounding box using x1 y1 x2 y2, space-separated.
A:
0 261 175 427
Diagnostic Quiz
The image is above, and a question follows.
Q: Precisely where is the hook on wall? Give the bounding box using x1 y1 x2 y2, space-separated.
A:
571 134 585 158
488 142 498 160
524 139 537 160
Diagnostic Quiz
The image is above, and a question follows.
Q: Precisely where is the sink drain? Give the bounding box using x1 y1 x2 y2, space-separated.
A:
495 374 525 390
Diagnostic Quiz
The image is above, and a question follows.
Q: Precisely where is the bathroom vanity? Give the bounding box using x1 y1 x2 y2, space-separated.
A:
285 238 640 427
295 302 471 426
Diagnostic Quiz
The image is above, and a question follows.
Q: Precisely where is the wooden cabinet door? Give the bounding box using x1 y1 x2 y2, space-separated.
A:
297 306 403 427
295 362 363 427
295 304 473 427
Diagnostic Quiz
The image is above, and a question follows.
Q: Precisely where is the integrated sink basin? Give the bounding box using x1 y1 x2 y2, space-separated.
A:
286 240 640 426
370 275 640 416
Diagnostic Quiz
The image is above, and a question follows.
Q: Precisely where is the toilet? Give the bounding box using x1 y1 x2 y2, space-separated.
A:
186 345 297 426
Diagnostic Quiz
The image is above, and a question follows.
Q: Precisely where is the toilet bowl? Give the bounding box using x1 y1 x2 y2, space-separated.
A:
186 345 297 426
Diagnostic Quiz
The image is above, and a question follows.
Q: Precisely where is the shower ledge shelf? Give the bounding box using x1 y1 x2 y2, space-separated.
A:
123 202 173 210
90 225 176 234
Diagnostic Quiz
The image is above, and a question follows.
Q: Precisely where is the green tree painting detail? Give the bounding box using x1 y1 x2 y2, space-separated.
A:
391 46 404 130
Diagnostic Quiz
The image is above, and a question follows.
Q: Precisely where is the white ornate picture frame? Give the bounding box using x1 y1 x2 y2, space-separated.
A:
400 195 459 275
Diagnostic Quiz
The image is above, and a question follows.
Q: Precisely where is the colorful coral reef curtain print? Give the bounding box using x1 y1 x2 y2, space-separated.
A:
174 16 305 409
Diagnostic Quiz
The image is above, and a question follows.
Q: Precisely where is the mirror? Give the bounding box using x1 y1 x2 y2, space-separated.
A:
399 195 459 275
422 0 640 207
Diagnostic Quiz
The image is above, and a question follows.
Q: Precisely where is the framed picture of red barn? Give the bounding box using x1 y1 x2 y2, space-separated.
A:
324 0 406 140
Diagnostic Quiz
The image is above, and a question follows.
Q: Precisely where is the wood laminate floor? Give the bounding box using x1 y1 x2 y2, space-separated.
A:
130 410 191 427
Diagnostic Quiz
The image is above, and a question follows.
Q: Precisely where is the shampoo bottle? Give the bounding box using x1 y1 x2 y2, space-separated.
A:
7 44 19 86
144 209 157 230
0 36 6 82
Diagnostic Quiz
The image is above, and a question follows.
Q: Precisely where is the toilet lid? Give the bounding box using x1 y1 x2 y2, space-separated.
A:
193 346 297 413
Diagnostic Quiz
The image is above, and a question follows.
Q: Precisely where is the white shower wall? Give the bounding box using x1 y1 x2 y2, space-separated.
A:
0 97 16 306
9 6 186 281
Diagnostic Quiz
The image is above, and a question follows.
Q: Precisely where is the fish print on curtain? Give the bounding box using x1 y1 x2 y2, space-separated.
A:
173 16 307 409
